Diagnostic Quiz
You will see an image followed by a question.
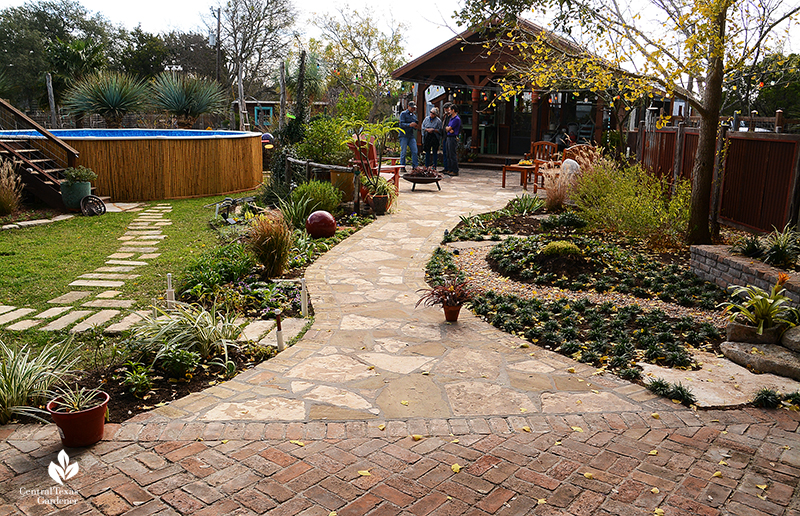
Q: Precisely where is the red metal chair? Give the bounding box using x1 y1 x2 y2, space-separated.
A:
347 139 402 192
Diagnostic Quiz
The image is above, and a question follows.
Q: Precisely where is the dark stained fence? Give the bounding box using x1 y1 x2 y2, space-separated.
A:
719 133 800 232
633 127 800 233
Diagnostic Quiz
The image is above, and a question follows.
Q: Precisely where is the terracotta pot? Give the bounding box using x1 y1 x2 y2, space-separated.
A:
726 321 784 344
443 304 462 322
47 392 109 448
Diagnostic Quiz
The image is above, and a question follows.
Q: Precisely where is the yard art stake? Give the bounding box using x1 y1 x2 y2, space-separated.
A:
166 273 175 309
276 312 285 351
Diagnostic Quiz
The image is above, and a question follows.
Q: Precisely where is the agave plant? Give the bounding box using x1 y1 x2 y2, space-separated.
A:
151 73 226 129
63 72 149 128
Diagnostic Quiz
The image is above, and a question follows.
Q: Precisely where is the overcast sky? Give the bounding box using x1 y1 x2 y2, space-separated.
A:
0 0 464 59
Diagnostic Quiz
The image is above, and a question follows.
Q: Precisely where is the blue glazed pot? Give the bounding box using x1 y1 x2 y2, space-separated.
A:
61 181 91 210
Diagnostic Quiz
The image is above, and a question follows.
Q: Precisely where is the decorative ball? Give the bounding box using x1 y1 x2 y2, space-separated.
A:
305 210 336 238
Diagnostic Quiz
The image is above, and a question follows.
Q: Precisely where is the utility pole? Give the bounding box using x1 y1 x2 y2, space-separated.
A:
215 7 221 83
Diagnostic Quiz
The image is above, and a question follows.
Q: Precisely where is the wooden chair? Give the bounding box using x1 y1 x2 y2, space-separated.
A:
523 141 561 192
347 139 402 192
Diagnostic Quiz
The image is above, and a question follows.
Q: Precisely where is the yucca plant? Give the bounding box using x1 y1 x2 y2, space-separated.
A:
128 302 244 360
762 224 800 268
63 72 149 128
0 340 79 424
0 158 22 216
245 211 293 278
150 73 226 129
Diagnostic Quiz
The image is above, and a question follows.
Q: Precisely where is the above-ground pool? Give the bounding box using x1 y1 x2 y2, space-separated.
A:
3 129 262 202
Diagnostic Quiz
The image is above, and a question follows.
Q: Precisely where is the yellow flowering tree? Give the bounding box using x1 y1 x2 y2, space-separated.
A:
456 0 799 244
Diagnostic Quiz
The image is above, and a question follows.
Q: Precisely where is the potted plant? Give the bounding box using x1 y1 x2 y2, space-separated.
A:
61 166 97 210
416 276 475 322
719 273 799 344
47 385 109 447
363 175 397 215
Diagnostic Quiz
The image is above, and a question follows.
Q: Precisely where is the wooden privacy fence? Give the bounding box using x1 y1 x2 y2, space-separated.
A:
633 124 800 233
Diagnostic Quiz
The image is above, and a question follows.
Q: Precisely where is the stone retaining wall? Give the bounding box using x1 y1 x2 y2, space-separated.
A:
691 245 800 303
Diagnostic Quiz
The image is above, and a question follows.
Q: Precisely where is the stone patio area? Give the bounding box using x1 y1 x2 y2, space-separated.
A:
1 169 799 515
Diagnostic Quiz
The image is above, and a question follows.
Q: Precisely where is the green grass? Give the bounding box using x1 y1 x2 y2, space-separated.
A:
0 192 256 311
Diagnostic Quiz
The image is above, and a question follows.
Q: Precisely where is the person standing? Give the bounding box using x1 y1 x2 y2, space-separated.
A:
421 107 443 168
398 101 419 169
440 102 453 171
444 104 461 176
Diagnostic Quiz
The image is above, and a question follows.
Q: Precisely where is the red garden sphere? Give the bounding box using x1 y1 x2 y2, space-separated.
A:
305 210 337 238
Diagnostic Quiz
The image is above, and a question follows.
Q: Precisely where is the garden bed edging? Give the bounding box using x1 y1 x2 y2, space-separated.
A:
690 245 800 303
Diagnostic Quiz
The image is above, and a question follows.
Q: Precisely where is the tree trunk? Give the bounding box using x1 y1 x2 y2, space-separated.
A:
687 9 728 245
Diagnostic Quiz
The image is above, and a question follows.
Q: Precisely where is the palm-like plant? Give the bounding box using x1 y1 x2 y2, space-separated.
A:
151 73 226 129
63 71 149 128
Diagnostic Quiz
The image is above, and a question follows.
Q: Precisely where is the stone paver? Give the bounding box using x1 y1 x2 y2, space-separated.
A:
69 279 126 288
105 310 150 335
2 172 799 515
0 308 35 325
47 291 91 304
4 318 43 330
70 309 120 333
82 299 136 308
32 306 72 319
40 309 92 331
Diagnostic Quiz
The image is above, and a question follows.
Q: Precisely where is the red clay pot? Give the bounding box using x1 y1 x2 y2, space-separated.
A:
47 391 109 448
443 304 462 322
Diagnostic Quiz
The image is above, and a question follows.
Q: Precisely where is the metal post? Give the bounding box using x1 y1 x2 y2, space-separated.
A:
275 312 285 351
301 278 308 318
165 273 175 309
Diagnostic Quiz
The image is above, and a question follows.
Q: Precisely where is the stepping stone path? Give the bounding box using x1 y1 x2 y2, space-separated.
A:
1 203 307 345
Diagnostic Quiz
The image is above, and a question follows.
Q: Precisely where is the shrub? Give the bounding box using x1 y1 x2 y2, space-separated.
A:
245 211 292 278
291 180 343 214
150 73 225 129
539 211 588 233
541 240 581 257
572 158 690 247
295 116 351 166
730 234 764 258
62 165 97 185
158 346 200 378
336 94 372 120
128 302 243 360
0 339 79 424
762 224 800 269
180 242 256 298
0 159 22 216
63 71 149 128
505 194 545 215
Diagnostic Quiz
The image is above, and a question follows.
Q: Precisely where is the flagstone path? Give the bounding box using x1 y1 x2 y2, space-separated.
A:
1 170 798 515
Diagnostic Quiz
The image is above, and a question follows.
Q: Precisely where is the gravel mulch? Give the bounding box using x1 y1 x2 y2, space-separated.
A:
451 243 727 330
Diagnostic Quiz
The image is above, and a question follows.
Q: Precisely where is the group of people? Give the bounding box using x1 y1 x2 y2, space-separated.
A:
398 101 461 176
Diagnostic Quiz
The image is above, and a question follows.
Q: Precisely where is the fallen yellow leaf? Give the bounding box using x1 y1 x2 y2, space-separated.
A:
592 390 599 394
758 493 767 500
576 400 582 405
221 440 229 444
290 440 305 447
649 450 658 456
521 426 531 432
651 487 659 494
412 434 423 441
368 366 375 370
451 439 459 443
537 499 547 505
378 424 386 431
719 460 727 465
651 413 660 419
571 426 584 432
756 484 768 489
358 470 371 476
567 367 576 373
555 440 562 445
583 472 594 479
784 445 791 450
654 509 665 516
451 463 461 473
329 512 337 516
520 407 528 413
400 400 409 406
712 471 722 478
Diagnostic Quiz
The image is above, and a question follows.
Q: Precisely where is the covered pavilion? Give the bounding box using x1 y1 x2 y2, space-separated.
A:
391 20 606 157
